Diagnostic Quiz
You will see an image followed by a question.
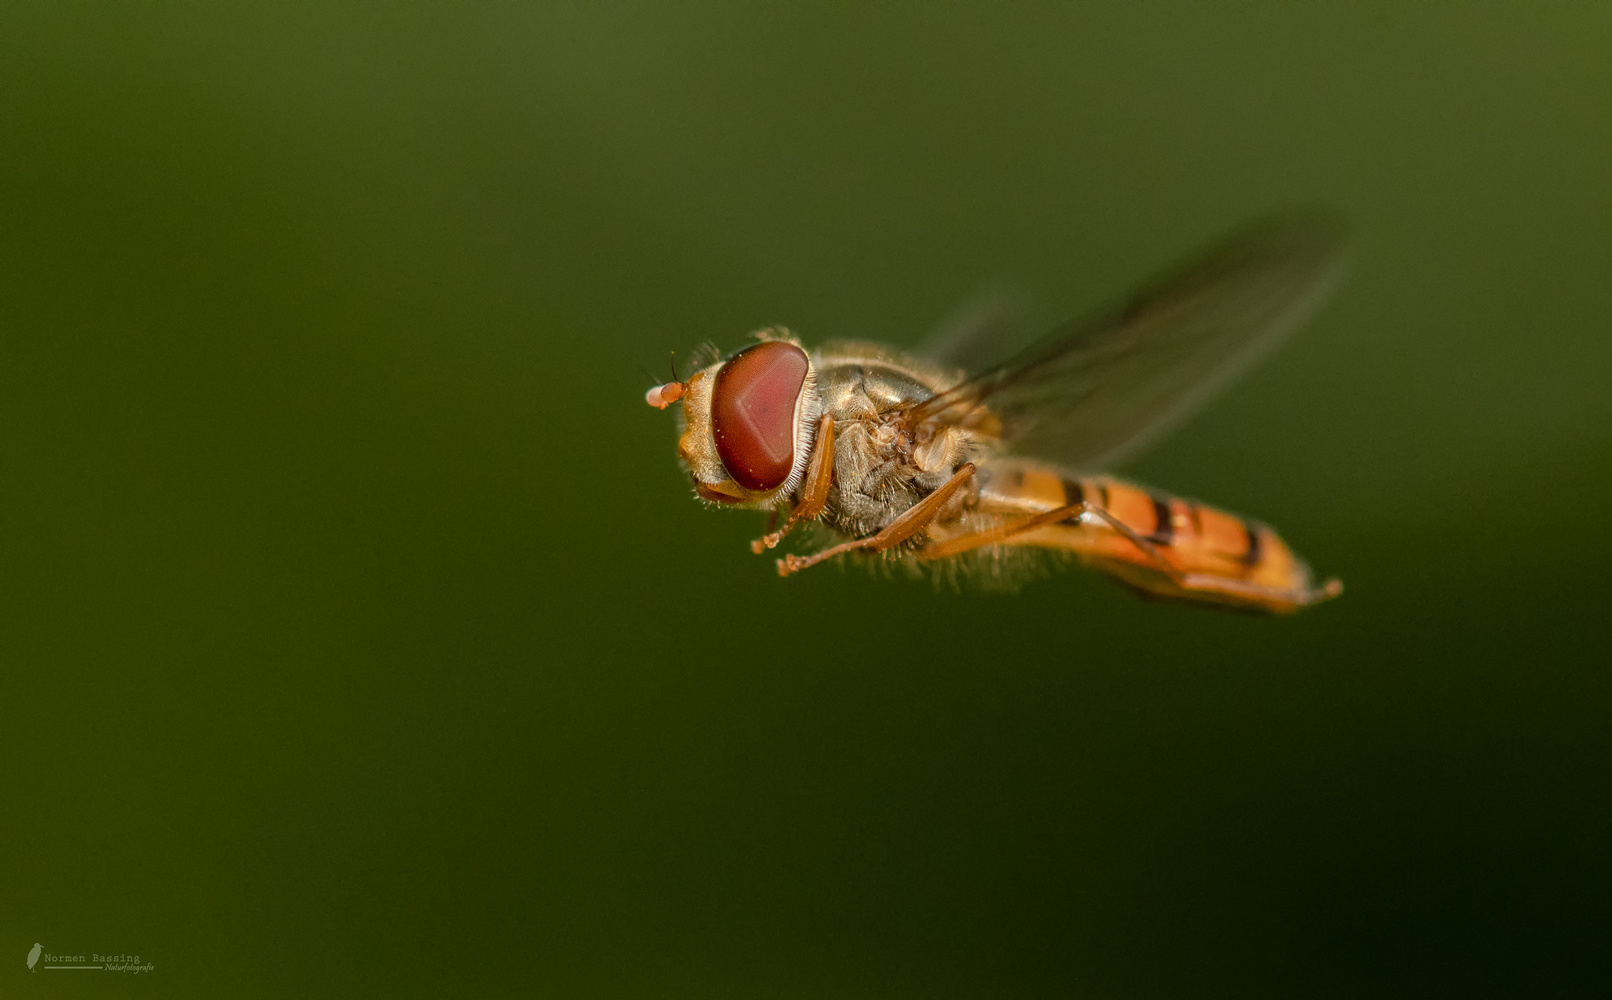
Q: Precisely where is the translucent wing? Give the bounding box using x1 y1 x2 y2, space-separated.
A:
917 285 1036 374
904 210 1348 469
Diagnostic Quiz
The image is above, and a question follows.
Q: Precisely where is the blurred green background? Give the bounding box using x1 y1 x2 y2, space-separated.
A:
3 4 1608 997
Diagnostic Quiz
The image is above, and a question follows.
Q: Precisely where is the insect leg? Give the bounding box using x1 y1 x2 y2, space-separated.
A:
1081 504 1183 577
919 499 1180 570
752 413 835 553
926 499 1341 611
776 462 976 577
919 501 1093 560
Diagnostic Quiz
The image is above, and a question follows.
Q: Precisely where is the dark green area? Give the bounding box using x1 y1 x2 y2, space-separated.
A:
3 5 1608 997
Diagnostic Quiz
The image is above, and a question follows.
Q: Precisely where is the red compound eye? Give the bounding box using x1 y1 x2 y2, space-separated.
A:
711 341 809 491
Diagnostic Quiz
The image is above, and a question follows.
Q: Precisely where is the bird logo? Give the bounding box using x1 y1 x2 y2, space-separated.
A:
27 943 42 971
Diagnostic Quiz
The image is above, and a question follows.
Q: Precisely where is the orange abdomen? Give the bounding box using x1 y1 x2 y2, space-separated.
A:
975 461 1320 606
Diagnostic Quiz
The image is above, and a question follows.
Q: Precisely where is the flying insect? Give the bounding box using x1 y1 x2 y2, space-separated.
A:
645 212 1346 613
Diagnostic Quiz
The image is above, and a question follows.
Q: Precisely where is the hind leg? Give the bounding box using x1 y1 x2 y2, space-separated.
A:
921 501 1341 613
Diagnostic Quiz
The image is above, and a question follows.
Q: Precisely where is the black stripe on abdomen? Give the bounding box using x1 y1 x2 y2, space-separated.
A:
1240 519 1263 567
1147 494 1174 545
1059 479 1086 523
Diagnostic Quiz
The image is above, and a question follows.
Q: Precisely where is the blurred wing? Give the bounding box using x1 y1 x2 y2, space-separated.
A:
903 210 1348 469
916 285 1036 374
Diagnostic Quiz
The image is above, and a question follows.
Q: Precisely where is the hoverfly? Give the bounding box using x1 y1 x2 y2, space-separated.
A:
645 212 1346 613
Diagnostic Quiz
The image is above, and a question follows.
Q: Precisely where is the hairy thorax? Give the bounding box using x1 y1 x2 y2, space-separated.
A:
813 344 980 539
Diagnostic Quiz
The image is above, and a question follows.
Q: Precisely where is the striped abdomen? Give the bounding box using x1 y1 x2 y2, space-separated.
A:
971 459 1328 612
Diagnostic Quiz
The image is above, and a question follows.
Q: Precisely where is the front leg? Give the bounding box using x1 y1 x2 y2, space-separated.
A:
751 413 835 553
777 462 976 577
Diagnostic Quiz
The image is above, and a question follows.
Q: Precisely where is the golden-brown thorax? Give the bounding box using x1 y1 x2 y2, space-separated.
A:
810 342 987 539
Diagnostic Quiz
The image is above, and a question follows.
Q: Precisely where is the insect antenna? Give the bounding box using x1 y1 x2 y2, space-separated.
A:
643 350 689 410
